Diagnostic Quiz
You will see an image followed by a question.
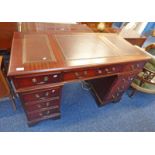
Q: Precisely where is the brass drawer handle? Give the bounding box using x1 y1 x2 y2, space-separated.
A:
75 71 87 79
44 76 49 82
136 64 140 68
46 110 50 115
35 93 47 100
128 77 134 81
117 86 124 92
46 102 50 107
83 71 87 76
97 69 102 74
32 78 37 83
112 95 116 99
32 78 46 85
45 92 49 97
53 74 58 78
122 78 126 83
131 65 135 70
75 72 82 78
37 104 41 108
105 68 112 74
39 113 43 116
35 94 40 98
51 89 56 93
112 67 116 71
116 92 120 97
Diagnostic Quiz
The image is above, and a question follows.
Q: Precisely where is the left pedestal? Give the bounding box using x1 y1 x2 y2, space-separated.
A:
19 86 63 126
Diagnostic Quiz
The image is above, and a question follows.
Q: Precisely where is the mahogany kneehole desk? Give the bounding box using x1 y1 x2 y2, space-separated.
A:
8 32 150 126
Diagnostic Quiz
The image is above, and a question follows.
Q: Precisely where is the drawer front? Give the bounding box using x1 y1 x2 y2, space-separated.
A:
27 107 60 121
63 65 123 82
63 69 95 81
95 64 123 76
123 61 145 72
106 74 136 101
24 98 60 112
20 87 61 103
13 72 62 89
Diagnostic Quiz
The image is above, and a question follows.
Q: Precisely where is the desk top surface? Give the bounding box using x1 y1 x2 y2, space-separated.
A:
8 32 150 76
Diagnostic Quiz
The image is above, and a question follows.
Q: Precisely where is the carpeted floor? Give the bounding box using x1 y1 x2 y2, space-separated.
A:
0 82 155 132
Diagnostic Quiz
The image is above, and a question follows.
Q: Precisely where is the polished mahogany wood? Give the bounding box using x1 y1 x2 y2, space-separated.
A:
88 72 138 105
0 56 16 110
8 33 150 76
79 22 113 32
0 56 10 97
21 22 92 33
24 97 60 112
8 32 150 126
125 38 146 47
103 27 146 46
20 87 60 103
0 22 18 50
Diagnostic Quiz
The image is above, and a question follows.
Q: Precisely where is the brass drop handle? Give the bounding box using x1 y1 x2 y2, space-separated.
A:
45 92 49 96
75 71 87 79
112 95 116 99
122 78 126 83
32 78 37 83
32 78 46 85
39 113 43 116
75 72 82 79
117 87 121 92
35 94 40 98
46 110 50 115
44 76 49 82
46 102 50 106
116 92 120 97
105 68 113 74
37 104 41 108
35 92 49 100
52 89 56 93
83 71 87 76
128 77 134 81
136 64 140 68
53 74 58 78
112 67 116 71
98 69 102 74
118 86 125 92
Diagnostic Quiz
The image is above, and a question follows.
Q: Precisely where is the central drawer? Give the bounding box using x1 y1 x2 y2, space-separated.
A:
63 64 123 82
20 86 61 103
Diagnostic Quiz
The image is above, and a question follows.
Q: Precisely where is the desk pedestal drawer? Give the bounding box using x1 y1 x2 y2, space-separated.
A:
20 87 61 103
27 107 60 121
18 85 63 126
24 97 60 112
